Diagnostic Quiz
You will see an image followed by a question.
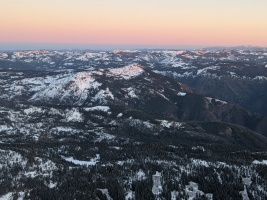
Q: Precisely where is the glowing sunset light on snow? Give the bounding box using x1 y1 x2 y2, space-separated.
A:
1 0 267 49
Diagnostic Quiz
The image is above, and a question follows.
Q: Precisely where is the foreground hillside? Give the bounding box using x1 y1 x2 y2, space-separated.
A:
0 54 267 199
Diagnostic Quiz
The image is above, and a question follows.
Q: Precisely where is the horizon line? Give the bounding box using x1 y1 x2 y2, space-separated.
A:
0 43 266 51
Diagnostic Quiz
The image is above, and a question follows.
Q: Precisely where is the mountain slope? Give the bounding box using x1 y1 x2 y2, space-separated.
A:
1 48 267 117
1 54 267 199
1 64 267 136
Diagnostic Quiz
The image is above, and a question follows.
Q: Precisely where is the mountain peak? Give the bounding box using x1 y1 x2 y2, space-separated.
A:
108 64 145 80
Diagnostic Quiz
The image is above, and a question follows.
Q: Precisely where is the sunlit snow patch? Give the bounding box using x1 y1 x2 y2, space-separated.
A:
24 107 44 115
206 97 227 104
108 64 144 80
117 113 123 118
197 66 220 75
136 169 147 181
178 92 186 96
84 106 110 112
0 125 13 132
65 108 83 122
127 87 138 98
254 76 267 81
191 159 209 167
92 88 114 104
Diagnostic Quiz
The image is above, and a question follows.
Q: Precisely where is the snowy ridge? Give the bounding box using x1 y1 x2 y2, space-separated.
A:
108 64 144 80
29 71 101 105
113 49 140 54
2 64 149 105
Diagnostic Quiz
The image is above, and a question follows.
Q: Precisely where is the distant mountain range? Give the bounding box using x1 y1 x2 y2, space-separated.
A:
1 48 267 116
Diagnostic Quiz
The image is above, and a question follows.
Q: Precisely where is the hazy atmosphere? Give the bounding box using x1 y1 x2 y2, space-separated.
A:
1 0 267 49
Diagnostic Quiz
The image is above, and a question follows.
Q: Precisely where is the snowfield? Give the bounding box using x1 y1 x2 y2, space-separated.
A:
62 154 100 166
108 64 144 80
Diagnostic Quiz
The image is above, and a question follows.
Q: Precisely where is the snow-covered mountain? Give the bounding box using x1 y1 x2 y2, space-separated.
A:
1 48 267 116
1 64 267 136
1 49 267 199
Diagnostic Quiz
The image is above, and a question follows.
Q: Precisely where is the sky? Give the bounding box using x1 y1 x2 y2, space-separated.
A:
0 0 267 50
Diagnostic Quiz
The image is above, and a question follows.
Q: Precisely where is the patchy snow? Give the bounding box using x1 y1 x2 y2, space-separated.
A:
242 177 252 187
125 190 134 200
49 108 64 116
192 146 205 152
0 150 56 180
158 120 183 129
127 87 138 98
0 192 13 200
24 107 44 115
17 192 25 200
47 181 57 189
206 97 227 104
52 127 74 133
98 189 113 200
252 160 267 165
113 49 140 54
108 64 144 80
63 154 100 166
84 106 110 112
159 120 172 128
0 149 26 168
191 159 209 167
157 92 170 101
136 169 147 180
206 97 213 103
182 54 194 59
254 76 267 81
178 92 186 96
117 113 123 118
171 191 179 200
92 88 114 104
110 146 122 150
215 99 227 104
229 71 237 76
197 66 220 75
29 72 102 105
63 62 74 66
116 159 135 166
95 132 115 142
185 182 204 200
65 108 83 122
0 53 8 59
227 55 237 61
143 121 153 129
0 125 13 132
240 186 249 200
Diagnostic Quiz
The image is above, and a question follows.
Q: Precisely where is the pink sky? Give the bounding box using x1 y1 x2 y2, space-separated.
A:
1 0 267 49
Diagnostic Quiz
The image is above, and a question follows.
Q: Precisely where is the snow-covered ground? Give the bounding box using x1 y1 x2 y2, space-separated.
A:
108 64 144 80
62 154 100 166
252 160 267 165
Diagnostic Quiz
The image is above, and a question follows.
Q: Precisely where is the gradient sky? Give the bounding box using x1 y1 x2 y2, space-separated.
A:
0 0 267 49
